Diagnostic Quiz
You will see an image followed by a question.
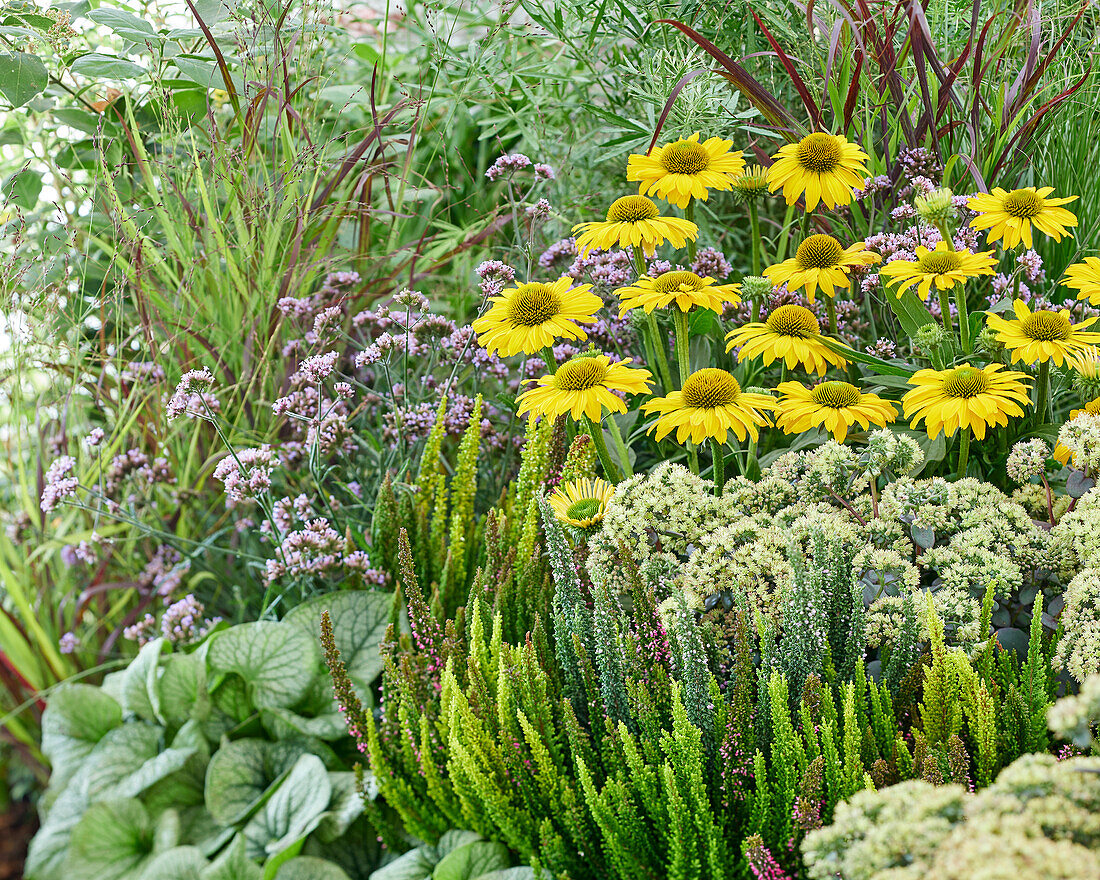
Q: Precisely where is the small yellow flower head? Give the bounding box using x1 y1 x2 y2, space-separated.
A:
1069 346 1100 399
643 368 775 445
732 164 770 204
903 363 1031 440
967 186 1078 249
517 353 652 423
725 304 849 376
614 270 740 316
627 132 746 209
549 478 615 530
764 234 880 302
572 195 698 258
767 132 871 211
472 276 603 357
914 187 955 224
880 242 997 299
1063 257 1100 307
984 299 1100 367
775 380 897 442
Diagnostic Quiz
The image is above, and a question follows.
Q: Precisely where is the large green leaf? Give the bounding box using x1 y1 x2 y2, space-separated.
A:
207 622 319 710
40 684 122 791
314 773 364 842
474 871 535 880
274 858 352 880
241 755 331 859
205 739 306 827
368 847 434 880
64 799 156 880
199 835 262 880
69 53 146 80
159 652 211 726
139 847 208 880
0 51 48 107
122 638 164 722
86 9 160 44
432 842 510 880
284 591 391 700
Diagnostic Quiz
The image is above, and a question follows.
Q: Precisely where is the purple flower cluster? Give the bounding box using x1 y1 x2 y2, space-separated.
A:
124 594 221 647
165 368 218 421
476 260 516 297
41 456 78 512
213 446 278 508
485 152 531 181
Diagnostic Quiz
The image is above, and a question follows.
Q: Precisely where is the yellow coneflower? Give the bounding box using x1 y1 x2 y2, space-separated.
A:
614 270 740 316
516 354 652 422
732 164 770 204
879 242 997 299
967 186 1078 249
764 234 880 302
472 277 603 357
902 363 1031 440
775 380 897 442
1054 397 1100 464
572 195 698 258
642 368 774 445
724 304 848 376
627 133 745 209
984 300 1100 367
1063 257 1100 307
767 132 871 211
549 477 615 529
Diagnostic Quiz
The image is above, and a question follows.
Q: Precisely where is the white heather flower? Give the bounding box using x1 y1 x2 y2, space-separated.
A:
1007 438 1050 484
41 456 78 512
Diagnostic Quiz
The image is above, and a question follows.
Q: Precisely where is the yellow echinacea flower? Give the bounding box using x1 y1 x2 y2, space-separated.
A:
764 234 879 302
472 277 603 357
627 132 745 209
767 132 870 211
1063 257 1100 307
549 478 615 529
516 354 652 422
643 368 774 445
903 363 1031 440
984 300 1100 367
775 380 897 442
879 241 997 299
572 195 697 257
724 304 848 376
615 270 740 316
967 186 1077 249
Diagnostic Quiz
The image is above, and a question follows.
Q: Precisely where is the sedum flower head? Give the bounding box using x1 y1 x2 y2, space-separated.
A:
1006 438 1050 484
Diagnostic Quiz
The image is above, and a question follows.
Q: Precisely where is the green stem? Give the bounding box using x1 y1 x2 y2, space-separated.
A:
685 198 697 263
646 312 674 393
1035 359 1050 423
1011 267 1021 302
583 415 622 483
749 202 762 276
825 296 838 336
541 345 557 374
954 283 971 354
687 443 700 476
710 437 726 496
674 308 692 385
937 286 953 337
957 425 971 479
605 414 633 479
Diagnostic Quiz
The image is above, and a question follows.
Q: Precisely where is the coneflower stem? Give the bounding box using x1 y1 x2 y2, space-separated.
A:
674 309 692 385
937 287 953 337
633 245 674 393
710 438 726 495
749 202 762 277
1035 360 1051 423
583 415 621 483
542 345 557 374
825 296 838 336
685 198 697 263
954 283 971 354
604 414 633 479
957 426 971 478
